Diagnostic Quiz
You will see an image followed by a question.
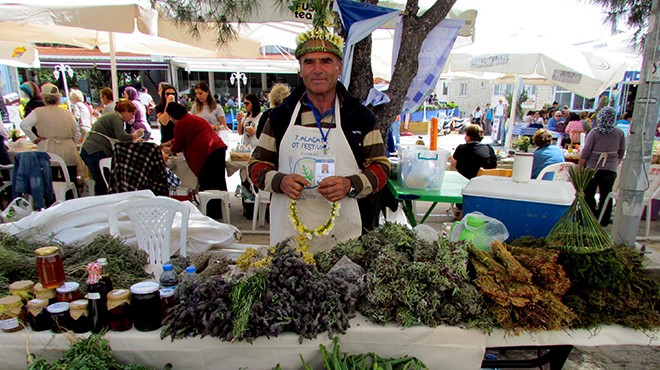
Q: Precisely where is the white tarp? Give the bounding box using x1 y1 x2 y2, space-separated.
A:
0 40 39 68
0 190 240 254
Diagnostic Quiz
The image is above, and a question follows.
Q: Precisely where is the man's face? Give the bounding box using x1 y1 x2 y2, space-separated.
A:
299 52 342 96
555 112 562 120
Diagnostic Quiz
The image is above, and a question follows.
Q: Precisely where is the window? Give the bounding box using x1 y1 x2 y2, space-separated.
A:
554 86 596 111
441 81 448 95
459 82 468 96
524 85 537 95
493 84 513 96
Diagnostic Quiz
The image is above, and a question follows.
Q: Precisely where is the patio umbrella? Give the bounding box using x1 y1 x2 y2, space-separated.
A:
443 35 627 149
0 40 39 68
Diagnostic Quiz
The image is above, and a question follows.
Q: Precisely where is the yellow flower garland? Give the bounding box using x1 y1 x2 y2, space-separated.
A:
288 199 340 239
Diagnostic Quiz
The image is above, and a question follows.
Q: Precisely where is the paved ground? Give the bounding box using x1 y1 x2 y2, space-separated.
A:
211 130 660 369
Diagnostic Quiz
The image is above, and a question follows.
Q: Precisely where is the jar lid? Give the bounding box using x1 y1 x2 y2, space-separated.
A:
9 280 35 291
33 283 53 293
159 288 175 298
56 282 80 293
70 299 88 309
0 295 22 307
27 299 48 309
46 302 70 314
97 258 108 265
108 289 130 300
130 281 159 295
35 246 60 256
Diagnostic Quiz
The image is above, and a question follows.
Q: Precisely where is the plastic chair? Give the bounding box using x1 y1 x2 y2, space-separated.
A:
599 172 660 235
47 152 79 201
477 168 512 177
198 190 231 225
107 196 190 265
99 157 112 188
229 109 238 131
251 189 271 230
536 162 575 182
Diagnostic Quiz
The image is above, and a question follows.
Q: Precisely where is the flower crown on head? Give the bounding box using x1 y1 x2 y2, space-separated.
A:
295 28 345 59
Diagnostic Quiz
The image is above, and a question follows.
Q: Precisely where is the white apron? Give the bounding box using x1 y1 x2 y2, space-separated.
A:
270 98 361 252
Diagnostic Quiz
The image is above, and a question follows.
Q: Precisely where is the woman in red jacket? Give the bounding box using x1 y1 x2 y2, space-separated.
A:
161 102 227 219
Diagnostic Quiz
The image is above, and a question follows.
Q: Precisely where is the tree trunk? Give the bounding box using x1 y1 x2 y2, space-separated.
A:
348 0 457 138
348 36 375 100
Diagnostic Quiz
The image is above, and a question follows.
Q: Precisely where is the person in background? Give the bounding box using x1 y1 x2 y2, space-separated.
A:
531 129 565 180
257 84 290 139
523 110 534 125
579 107 626 226
138 87 155 111
178 93 191 108
226 95 236 109
450 124 497 180
155 84 178 144
161 102 228 220
579 111 592 132
81 100 144 196
123 86 152 140
238 93 262 147
99 88 115 114
470 106 482 127
20 81 44 118
190 81 228 131
529 111 545 129
547 101 559 117
483 103 493 136
616 112 632 136
564 112 584 146
547 110 564 132
69 89 93 139
493 98 506 145
20 83 80 181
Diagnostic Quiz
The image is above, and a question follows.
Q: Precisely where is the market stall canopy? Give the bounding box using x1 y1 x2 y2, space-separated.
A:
0 40 39 68
170 57 299 74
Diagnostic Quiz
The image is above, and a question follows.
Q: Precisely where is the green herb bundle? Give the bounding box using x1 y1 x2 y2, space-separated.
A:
318 222 493 330
231 273 266 341
28 333 153 370
546 165 612 253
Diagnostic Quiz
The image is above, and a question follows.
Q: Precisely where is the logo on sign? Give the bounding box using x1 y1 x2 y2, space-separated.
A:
471 55 509 69
552 70 582 84
289 0 316 20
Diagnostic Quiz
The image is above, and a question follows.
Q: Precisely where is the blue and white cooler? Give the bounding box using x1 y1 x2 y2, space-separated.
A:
461 176 575 239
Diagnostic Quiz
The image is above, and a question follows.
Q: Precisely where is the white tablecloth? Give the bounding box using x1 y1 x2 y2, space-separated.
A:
0 315 656 370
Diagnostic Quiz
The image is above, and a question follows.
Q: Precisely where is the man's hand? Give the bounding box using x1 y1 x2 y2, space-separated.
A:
317 176 351 202
281 174 311 200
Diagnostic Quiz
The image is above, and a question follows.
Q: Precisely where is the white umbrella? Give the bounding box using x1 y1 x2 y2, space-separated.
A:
444 35 627 149
0 40 39 68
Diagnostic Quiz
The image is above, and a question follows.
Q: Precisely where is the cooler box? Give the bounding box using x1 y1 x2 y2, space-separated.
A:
462 176 575 239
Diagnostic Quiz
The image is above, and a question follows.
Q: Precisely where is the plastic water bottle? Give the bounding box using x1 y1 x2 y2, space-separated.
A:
183 266 198 283
159 264 178 290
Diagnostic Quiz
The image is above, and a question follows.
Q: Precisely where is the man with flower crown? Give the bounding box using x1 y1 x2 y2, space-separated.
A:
248 13 390 252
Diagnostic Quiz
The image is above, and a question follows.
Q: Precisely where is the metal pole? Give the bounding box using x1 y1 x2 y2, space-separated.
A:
109 32 119 101
504 75 521 151
612 0 660 245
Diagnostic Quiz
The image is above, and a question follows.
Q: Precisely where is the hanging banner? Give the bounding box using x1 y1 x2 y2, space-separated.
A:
394 19 464 115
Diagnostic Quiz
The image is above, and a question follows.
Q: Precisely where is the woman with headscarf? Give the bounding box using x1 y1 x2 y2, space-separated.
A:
20 83 80 181
123 86 152 140
161 102 227 220
190 81 228 131
579 107 626 226
20 81 45 118
237 93 262 147
155 84 178 144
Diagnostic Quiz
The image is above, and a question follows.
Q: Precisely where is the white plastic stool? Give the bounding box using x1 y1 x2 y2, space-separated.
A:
252 190 271 230
198 190 231 225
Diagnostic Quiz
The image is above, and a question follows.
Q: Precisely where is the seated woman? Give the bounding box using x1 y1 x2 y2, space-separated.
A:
80 100 144 196
161 102 228 220
528 111 544 129
564 112 584 146
450 124 497 180
531 129 565 180
20 83 80 182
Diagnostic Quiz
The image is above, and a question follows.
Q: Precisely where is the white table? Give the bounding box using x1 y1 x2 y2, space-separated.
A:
0 315 656 370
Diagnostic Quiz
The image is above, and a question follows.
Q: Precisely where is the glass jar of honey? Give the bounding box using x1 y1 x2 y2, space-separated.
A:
46 302 71 333
69 299 91 333
27 299 50 332
35 247 66 290
56 282 83 303
33 283 57 305
107 289 132 331
9 280 34 303
0 295 26 333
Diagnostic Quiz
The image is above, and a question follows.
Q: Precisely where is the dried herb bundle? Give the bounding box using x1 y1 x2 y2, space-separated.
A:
0 233 39 294
469 241 576 332
318 222 492 330
559 245 660 330
546 166 612 253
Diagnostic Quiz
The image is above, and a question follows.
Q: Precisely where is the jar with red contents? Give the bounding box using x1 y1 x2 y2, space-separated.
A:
46 302 71 333
107 289 132 331
56 282 83 303
27 299 50 332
